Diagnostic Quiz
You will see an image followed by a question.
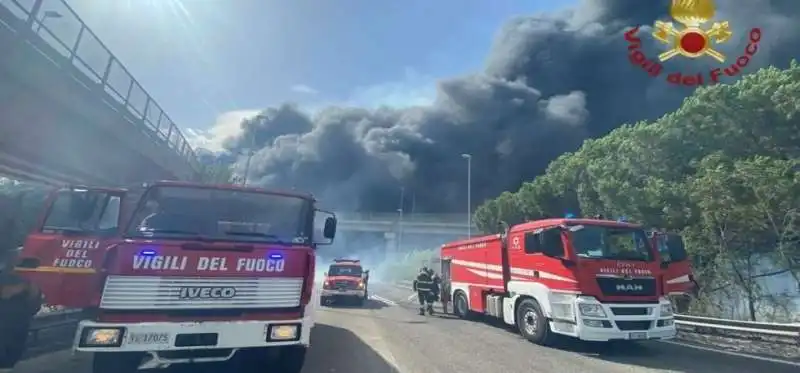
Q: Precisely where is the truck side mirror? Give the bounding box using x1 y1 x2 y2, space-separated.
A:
323 272 327 276
665 234 688 263
498 221 510 237
541 229 565 257
323 217 337 239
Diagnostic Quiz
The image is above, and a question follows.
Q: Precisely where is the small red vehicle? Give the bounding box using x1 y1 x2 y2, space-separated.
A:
320 258 369 306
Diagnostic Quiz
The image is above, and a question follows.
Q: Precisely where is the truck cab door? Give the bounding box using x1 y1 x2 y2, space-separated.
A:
653 232 696 311
15 187 127 308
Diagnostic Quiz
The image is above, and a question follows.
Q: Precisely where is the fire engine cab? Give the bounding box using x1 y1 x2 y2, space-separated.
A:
320 259 369 306
12 181 337 373
439 217 688 345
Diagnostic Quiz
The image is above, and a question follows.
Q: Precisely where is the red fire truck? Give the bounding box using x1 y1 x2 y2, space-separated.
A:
12 181 336 373
439 217 688 345
320 258 369 306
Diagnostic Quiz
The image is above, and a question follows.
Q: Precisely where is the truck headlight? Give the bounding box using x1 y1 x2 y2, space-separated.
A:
267 324 300 342
80 327 124 347
660 302 673 316
578 303 607 318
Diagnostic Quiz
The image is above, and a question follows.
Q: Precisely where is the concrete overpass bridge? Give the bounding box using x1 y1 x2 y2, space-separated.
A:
0 0 200 185
337 213 481 256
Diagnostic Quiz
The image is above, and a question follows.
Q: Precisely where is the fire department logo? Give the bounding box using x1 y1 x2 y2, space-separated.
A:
652 0 732 63
624 0 762 87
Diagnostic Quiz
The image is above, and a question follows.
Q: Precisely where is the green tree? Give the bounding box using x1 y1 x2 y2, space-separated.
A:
472 61 800 321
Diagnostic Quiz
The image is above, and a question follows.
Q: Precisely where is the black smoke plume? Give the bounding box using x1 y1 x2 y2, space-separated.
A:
218 0 799 213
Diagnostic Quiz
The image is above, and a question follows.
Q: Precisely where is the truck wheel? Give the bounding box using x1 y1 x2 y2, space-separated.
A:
453 291 474 320
272 346 306 373
92 352 142 373
515 298 555 346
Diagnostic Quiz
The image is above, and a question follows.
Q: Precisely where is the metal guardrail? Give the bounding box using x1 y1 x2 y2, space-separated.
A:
392 280 799 343
0 0 200 173
338 212 476 225
673 314 799 340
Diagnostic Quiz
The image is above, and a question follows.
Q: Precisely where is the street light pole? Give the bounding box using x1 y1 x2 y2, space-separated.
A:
240 132 256 186
461 154 472 238
241 150 254 186
397 187 405 253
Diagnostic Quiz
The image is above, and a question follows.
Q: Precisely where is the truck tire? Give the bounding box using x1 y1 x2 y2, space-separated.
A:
515 298 556 346
92 352 142 373
453 291 474 320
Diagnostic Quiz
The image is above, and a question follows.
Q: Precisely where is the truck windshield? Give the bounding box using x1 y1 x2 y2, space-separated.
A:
328 265 362 277
570 225 653 262
126 186 312 245
41 190 121 234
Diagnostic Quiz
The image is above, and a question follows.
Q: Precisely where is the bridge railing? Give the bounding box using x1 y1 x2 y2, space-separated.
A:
337 212 472 225
0 0 200 175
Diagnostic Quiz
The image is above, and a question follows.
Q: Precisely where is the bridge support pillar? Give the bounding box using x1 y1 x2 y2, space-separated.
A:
384 232 396 259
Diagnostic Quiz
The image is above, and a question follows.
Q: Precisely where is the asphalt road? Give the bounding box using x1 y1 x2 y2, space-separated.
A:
13 282 800 373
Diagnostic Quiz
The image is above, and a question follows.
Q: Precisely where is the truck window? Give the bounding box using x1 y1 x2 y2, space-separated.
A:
654 234 671 262
524 232 539 254
524 230 564 257
127 186 313 244
328 265 362 277
570 225 652 262
97 196 121 230
42 191 120 234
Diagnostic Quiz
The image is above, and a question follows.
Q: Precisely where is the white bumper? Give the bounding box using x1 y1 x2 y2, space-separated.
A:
73 315 313 353
320 288 365 298
548 294 677 342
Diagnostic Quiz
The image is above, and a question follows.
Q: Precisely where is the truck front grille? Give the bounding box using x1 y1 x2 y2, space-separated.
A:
615 320 653 331
596 277 657 297
333 280 359 289
100 275 303 310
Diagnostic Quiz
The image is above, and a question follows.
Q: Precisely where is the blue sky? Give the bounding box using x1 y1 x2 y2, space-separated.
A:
44 0 575 149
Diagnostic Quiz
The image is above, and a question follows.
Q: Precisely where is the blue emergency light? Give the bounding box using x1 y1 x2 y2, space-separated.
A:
269 253 283 260
564 213 576 218
139 249 157 256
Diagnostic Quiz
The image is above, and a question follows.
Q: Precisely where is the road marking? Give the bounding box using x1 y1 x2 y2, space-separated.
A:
660 340 800 367
406 293 417 301
370 294 398 306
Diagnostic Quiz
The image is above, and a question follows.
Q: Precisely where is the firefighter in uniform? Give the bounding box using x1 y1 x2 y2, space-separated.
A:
0 218 42 372
413 266 437 315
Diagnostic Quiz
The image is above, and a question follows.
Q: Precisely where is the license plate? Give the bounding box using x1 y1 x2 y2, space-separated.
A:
629 332 648 340
127 332 170 345
337 288 348 292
